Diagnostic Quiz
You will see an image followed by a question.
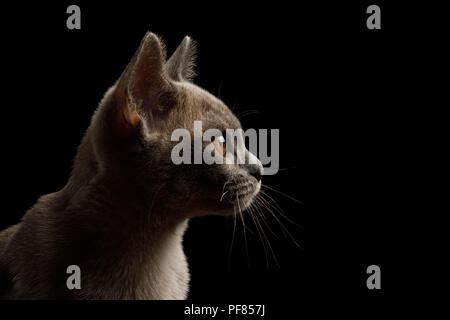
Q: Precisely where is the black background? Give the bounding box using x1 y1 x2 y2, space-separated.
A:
0 0 441 316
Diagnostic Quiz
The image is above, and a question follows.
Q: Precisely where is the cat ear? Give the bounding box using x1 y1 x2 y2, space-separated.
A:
115 32 173 130
166 36 197 82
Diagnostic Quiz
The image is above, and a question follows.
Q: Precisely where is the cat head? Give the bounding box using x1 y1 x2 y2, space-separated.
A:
88 32 263 218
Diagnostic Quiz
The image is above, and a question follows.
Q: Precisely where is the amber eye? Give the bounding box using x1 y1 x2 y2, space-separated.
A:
212 135 226 156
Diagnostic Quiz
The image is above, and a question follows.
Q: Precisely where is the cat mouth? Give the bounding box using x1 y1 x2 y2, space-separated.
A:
220 180 261 212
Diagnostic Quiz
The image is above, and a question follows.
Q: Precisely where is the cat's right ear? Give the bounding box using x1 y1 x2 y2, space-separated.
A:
166 36 197 82
114 32 173 133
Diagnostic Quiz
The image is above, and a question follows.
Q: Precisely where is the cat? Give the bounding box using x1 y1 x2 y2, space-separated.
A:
0 32 263 299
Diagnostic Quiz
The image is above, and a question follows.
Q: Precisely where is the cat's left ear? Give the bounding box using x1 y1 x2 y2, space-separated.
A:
166 36 197 82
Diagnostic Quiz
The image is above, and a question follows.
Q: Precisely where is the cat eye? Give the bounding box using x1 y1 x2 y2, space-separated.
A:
212 135 226 156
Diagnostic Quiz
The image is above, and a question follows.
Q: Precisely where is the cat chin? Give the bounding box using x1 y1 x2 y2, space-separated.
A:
238 193 258 211
222 181 261 214
192 181 261 217
225 191 260 215
238 181 261 209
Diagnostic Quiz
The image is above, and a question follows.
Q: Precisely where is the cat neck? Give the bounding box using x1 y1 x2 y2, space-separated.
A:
56 169 190 299
60 126 189 251
63 169 187 236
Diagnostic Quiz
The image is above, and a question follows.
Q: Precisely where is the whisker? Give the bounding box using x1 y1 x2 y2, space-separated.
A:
258 191 303 249
275 167 298 172
249 200 279 269
222 181 230 194
226 182 303 270
236 109 261 120
236 195 250 267
247 202 270 269
261 184 303 205
253 195 280 240
227 203 238 271
217 79 224 100
259 189 302 228
220 190 229 202
230 99 239 113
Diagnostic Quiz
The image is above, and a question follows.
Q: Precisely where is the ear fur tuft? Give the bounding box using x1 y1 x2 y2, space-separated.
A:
166 36 197 82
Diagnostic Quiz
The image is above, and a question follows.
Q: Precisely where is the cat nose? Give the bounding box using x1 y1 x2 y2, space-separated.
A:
248 164 263 182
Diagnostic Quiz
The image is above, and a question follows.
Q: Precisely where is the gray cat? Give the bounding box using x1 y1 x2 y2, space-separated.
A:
0 32 263 299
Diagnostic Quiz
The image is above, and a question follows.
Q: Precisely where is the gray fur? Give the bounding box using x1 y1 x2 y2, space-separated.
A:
166 36 196 82
0 32 262 300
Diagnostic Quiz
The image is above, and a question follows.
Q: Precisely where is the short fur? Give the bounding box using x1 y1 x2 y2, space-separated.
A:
0 32 263 299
